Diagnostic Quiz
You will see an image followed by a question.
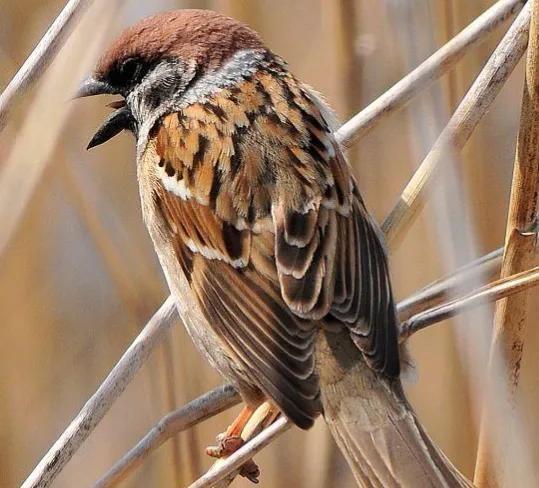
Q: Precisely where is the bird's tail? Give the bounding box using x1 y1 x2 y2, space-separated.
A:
316 330 473 488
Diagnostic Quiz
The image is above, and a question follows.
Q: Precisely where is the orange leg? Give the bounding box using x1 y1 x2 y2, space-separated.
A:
225 404 256 438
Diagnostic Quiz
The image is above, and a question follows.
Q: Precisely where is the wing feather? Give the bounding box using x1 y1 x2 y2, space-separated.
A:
191 256 319 427
148 68 399 430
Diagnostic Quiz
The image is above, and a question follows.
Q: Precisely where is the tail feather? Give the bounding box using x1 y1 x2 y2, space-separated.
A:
316 330 473 488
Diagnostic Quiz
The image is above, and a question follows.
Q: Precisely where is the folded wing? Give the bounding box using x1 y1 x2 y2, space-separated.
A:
149 69 399 428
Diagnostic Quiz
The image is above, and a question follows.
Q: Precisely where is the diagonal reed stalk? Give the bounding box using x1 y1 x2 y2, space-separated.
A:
398 239 538 321
397 247 504 321
17 1 532 487
92 385 240 488
381 2 531 246
400 266 539 341
474 0 539 485
0 0 96 128
20 297 178 488
336 0 526 147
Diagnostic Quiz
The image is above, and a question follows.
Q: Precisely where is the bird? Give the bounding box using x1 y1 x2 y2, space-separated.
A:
77 9 471 487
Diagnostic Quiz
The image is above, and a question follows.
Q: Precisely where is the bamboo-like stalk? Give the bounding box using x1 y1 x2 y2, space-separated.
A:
474 1 539 485
336 0 526 147
382 3 531 246
0 0 95 128
92 385 240 488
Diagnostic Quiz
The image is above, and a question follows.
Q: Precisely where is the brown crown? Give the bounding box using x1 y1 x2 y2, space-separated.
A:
95 9 266 79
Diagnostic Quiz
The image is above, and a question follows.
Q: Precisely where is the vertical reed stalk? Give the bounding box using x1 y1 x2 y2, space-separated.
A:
474 1 539 485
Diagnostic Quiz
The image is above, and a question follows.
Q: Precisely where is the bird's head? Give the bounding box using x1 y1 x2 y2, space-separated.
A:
77 9 268 149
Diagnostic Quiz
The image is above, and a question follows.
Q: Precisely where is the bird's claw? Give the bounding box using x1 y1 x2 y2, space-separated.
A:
239 459 260 483
205 434 260 484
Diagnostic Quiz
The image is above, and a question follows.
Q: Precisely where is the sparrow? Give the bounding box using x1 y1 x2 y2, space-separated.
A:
78 9 471 487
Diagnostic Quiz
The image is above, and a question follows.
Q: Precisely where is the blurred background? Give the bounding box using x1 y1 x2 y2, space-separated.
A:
1 0 538 486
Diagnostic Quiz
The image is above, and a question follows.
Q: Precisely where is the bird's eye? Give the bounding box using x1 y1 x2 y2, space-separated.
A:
108 57 150 92
119 57 142 82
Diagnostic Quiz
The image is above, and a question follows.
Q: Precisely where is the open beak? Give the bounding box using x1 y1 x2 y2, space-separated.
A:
75 77 137 149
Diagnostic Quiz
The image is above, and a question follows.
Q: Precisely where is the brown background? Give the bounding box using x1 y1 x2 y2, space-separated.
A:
1 0 538 486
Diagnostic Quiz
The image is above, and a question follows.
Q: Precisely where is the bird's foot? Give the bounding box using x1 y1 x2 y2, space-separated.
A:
205 404 255 458
206 433 261 482
205 433 244 458
205 401 279 484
